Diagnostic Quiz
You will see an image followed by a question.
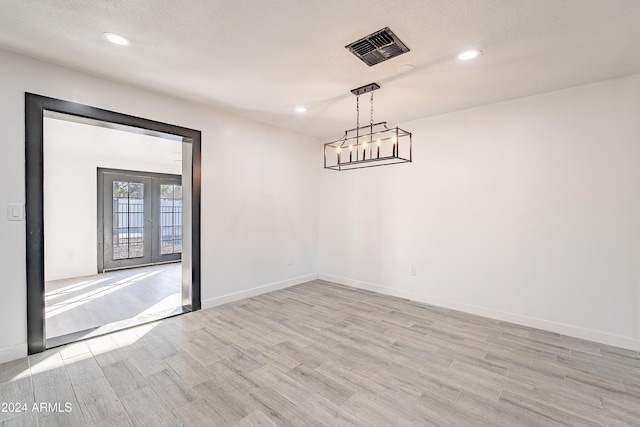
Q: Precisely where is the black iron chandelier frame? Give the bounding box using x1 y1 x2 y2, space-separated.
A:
324 83 412 171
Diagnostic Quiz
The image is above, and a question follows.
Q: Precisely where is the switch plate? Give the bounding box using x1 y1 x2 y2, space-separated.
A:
410 265 416 276
7 203 24 221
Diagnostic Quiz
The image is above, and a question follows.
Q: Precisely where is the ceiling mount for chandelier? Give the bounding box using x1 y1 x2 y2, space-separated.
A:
324 83 412 171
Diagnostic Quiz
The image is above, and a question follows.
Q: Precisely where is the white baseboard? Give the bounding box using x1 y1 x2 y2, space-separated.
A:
0 343 27 364
202 273 319 309
319 274 640 351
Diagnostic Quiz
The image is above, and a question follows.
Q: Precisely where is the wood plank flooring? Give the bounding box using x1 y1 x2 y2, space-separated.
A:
45 263 182 339
2 279 639 426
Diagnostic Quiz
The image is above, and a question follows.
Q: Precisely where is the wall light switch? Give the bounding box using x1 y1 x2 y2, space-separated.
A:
7 203 24 221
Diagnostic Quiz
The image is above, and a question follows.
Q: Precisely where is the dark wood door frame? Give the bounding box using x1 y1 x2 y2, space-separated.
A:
25 93 202 354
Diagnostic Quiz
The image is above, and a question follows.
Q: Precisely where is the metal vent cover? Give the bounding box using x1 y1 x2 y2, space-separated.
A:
345 27 410 67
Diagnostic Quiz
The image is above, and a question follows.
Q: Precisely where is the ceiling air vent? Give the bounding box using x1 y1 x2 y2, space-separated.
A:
345 27 410 67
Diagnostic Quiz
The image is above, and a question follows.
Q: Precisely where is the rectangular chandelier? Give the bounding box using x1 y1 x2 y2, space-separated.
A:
324 83 412 171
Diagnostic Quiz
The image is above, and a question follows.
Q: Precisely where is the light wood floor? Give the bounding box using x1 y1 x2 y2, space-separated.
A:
2 280 639 426
45 263 182 340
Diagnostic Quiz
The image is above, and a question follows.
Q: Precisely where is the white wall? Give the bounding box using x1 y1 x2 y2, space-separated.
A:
319 74 640 350
44 118 182 281
0 48 319 363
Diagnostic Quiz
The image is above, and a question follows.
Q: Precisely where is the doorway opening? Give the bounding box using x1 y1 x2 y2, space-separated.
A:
26 93 201 354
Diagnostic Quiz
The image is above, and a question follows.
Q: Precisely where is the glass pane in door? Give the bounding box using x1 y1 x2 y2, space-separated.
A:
112 181 145 260
160 184 183 255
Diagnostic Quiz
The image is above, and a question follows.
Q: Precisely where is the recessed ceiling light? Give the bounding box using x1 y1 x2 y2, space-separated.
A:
103 32 130 46
295 106 307 113
458 49 481 61
396 64 415 74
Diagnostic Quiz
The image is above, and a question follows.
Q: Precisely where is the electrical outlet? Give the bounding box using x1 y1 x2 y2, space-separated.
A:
410 265 416 276
287 256 293 266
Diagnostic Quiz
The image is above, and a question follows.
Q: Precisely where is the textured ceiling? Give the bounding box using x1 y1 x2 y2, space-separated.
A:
1 0 639 139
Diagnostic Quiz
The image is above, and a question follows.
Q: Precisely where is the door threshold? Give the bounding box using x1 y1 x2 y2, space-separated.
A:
102 259 181 273
46 305 189 349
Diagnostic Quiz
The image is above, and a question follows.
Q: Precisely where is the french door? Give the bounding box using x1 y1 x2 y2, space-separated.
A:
98 169 182 272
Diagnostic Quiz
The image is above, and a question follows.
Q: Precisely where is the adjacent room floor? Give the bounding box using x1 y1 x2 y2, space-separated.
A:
2 280 639 426
45 263 182 341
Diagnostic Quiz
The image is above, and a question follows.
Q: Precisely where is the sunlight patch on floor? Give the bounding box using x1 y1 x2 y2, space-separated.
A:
18 322 159 382
45 277 112 301
46 270 164 318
